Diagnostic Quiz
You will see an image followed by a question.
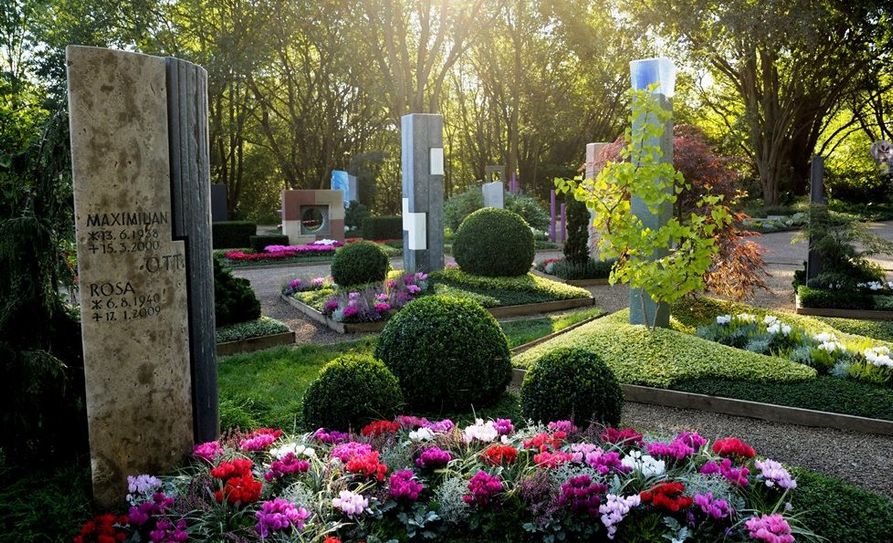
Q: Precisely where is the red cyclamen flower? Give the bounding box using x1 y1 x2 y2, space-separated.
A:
712 437 756 459
346 450 388 481
361 420 401 437
640 481 693 512
481 444 518 466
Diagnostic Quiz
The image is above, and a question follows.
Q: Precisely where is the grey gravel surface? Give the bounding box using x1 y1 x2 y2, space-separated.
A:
623 402 893 498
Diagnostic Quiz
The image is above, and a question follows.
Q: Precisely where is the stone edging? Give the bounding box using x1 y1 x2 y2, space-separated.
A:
795 295 893 321
216 331 295 356
509 368 893 436
281 293 595 334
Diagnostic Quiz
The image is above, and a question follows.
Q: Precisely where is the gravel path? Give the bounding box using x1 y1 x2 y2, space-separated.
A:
622 402 893 498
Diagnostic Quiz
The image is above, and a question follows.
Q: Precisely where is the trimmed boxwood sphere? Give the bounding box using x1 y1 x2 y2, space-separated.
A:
521 347 623 427
374 295 512 408
302 354 404 431
330 240 389 287
453 208 535 277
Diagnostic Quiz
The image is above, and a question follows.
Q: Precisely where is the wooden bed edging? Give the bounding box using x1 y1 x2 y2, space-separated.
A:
216 330 295 356
282 293 595 334
530 268 609 287
509 368 893 436
795 295 893 321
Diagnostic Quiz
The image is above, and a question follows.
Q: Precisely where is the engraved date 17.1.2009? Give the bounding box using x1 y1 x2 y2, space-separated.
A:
87 281 163 323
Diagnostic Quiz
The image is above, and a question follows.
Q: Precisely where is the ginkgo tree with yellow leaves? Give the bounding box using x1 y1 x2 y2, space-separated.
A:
556 87 732 329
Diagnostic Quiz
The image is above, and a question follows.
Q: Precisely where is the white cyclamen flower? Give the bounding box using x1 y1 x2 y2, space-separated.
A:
865 347 893 368
621 451 665 477
737 313 756 322
716 315 732 325
270 442 316 460
409 427 435 442
463 419 498 443
763 315 779 325
813 332 836 343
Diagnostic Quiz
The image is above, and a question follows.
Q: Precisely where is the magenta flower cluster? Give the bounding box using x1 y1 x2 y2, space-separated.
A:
323 272 429 323
557 475 608 517
192 441 223 462
149 519 188 543
240 433 278 452
312 428 350 444
701 458 750 486
547 420 578 435
494 418 514 435
264 453 310 482
415 446 452 470
745 513 795 543
646 431 706 461
693 492 732 520
129 492 173 526
389 470 424 502
331 442 372 463
254 498 311 538
755 459 797 490
463 471 503 507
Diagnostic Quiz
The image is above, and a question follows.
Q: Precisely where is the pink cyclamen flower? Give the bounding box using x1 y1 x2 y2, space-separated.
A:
557 475 607 517
389 469 424 502
744 513 795 543
547 420 579 435
331 442 373 463
693 492 732 520
255 498 311 537
312 428 349 444
463 471 503 507
240 433 278 452
264 453 310 481
149 518 188 543
701 458 750 486
332 490 369 517
193 441 223 462
494 418 514 436
599 494 640 539
755 459 797 490
416 446 452 470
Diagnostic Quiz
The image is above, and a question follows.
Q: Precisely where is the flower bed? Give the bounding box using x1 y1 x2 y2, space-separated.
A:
699 312 892 387
429 267 592 307
220 240 400 267
535 257 615 284
215 317 294 356
78 418 818 542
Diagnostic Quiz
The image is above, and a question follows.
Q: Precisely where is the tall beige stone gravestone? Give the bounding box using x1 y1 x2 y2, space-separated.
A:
67 46 217 507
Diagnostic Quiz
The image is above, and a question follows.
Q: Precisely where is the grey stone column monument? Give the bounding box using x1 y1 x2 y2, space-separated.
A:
628 57 675 328
401 113 444 273
67 46 216 507
806 156 826 281
482 181 505 208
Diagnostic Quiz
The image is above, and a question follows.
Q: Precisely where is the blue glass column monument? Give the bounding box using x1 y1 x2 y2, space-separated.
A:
628 57 675 327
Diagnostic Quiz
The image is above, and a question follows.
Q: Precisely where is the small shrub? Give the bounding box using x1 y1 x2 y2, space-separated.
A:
521 347 623 426
791 467 893 543
248 234 289 253
444 186 549 231
345 201 369 232
563 198 590 264
330 240 390 287
302 354 404 431
214 258 261 326
362 215 403 240
212 220 256 249
453 208 535 277
374 295 512 408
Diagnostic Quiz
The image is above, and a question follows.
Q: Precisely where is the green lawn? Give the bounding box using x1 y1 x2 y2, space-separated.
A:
500 306 604 348
428 268 591 307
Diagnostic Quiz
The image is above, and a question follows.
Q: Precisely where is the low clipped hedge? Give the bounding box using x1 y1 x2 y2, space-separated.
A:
362 216 403 240
215 317 290 344
791 467 893 543
375 295 512 409
212 220 256 249
302 354 404 431
521 347 623 426
453 208 535 277
513 311 816 387
330 240 390 287
797 285 883 310
673 375 893 421
430 268 590 307
248 234 289 253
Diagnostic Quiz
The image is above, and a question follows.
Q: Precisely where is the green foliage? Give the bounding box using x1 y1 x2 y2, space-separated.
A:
813 317 893 342
556 88 731 325
215 316 290 344
563 197 590 264
302 354 404 431
0 463 92 543
540 257 615 280
330 240 390 287
214 258 261 326
430 268 591 307
790 467 893 543
0 108 87 462
443 186 549 232
673 376 893 420
513 311 816 387
797 285 882 310
521 347 623 426
453 208 535 277
361 215 403 240
248 234 289 252
375 295 512 409
212 221 257 249
345 200 369 233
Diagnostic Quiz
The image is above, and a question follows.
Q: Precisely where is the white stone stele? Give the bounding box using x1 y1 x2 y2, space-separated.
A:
429 147 445 175
585 142 611 259
67 46 193 507
482 181 505 209
402 197 427 250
